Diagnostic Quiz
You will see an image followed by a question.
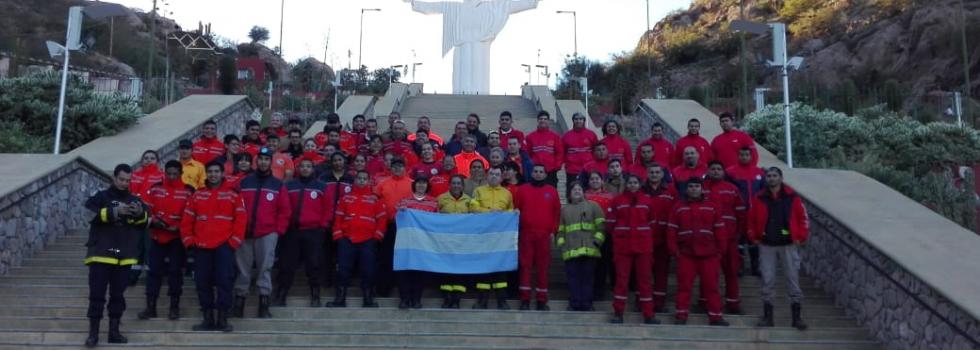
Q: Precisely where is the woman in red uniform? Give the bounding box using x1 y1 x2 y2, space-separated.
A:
395 177 438 309
584 171 615 297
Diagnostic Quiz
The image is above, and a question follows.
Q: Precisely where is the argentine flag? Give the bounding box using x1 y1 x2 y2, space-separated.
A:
393 209 518 274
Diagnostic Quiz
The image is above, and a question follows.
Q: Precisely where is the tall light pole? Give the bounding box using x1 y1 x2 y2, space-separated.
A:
359 8 381 69
732 20 801 168
411 62 423 83
278 0 285 56
50 4 127 154
536 65 549 86
556 10 577 57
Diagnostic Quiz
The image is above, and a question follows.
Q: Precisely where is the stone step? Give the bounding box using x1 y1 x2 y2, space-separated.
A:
0 316 872 342
4 296 842 315
0 305 859 328
0 330 881 350
0 283 831 300
0 271 820 290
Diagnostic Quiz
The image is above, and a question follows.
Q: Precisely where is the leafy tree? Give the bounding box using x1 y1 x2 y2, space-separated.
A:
248 26 270 44
367 67 401 94
291 58 336 93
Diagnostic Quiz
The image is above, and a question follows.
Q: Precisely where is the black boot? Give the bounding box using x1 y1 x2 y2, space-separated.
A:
610 313 624 324
757 302 774 327
215 309 234 332
137 298 157 320
272 287 288 307
107 318 127 344
398 298 410 310
495 289 509 310
231 296 245 318
168 296 180 320
791 302 808 331
710 318 731 326
519 301 530 310
441 291 452 309
192 310 215 331
536 301 550 311
258 295 273 318
309 286 321 307
472 291 489 309
362 289 379 308
326 287 347 307
450 292 462 309
84 318 99 347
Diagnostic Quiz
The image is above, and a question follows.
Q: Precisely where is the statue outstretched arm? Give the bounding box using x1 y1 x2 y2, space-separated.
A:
404 0 450 15
507 0 540 14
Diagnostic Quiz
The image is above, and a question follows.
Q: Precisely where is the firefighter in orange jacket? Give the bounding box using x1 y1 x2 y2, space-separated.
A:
703 161 747 314
180 161 247 333
513 164 561 311
138 161 195 322
326 170 388 308
667 177 730 326
606 175 660 325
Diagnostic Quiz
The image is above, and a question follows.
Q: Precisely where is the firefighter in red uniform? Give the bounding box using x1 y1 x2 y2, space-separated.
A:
192 120 226 165
642 163 677 311
726 147 765 276
634 123 674 167
600 120 633 166
274 158 333 307
497 111 525 149
395 177 439 309
513 164 561 311
703 160 747 314
710 112 758 168
138 161 194 321
673 146 708 198
672 118 713 168
561 112 599 192
181 161 247 333
327 170 388 308
606 175 660 325
526 111 564 187
667 177 730 326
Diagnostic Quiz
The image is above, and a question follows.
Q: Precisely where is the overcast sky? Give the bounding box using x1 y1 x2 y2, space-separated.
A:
108 0 692 94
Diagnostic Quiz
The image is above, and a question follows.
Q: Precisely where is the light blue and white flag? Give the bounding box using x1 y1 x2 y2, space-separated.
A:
393 209 518 274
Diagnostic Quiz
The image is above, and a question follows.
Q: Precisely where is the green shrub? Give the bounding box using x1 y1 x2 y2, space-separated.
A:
0 71 142 153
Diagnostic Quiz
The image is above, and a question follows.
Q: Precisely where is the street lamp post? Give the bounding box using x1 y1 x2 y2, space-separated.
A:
50 4 128 154
732 20 802 168
556 10 577 57
358 8 381 69
535 65 549 86
411 62 423 83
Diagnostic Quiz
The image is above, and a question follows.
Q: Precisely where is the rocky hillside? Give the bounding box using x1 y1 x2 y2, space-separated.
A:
636 0 979 118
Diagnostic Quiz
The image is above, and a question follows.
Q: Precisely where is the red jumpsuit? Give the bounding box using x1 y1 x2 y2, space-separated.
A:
672 134 713 168
192 136 226 165
602 134 633 167
130 164 164 199
667 198 725 322
513 183 561 303
606 191 657 318
526 127 564 174
710 129 758 168
703 179 746 310
644 182 677 309
561 127 599 176
635 137 674 168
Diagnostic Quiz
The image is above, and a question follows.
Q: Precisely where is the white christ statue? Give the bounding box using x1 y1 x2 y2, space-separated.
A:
404 0 540 94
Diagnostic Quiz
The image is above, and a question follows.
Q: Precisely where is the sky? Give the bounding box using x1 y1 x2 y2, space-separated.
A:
108 0 692 95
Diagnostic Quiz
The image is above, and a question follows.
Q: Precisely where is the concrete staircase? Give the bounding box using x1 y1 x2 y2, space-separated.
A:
398 94 539 139
0 231 880 349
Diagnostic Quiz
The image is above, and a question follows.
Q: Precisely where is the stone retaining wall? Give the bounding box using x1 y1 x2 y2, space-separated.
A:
0 160 107 275
805 204 980 350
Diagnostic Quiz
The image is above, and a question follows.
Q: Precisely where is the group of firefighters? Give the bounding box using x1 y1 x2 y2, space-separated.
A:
82 110 810 347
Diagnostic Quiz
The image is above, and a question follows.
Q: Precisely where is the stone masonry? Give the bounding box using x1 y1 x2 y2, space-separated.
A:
0 161 108 275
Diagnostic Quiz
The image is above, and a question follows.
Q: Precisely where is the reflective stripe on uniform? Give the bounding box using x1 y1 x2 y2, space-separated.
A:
100 208 109 223
561 246 601 260
84 256 138 266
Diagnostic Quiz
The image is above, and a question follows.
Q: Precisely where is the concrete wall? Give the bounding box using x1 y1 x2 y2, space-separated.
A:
70 95 253 171
337 95 376 129
0 155 109 275
0 95 255 276
640 99 980 350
